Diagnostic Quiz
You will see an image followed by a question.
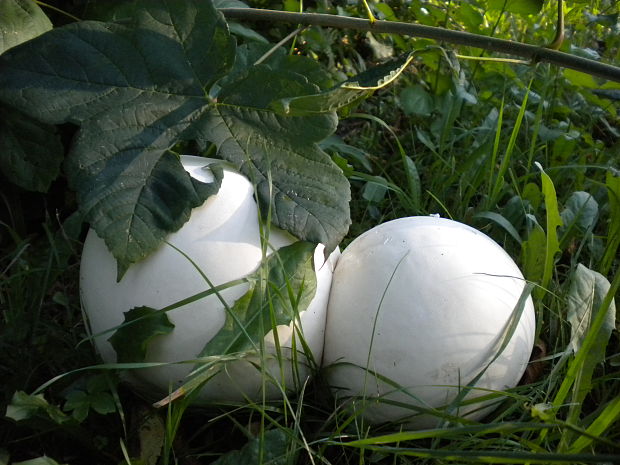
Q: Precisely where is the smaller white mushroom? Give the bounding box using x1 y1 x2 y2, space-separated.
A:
80 155 339 402
323 216 535 428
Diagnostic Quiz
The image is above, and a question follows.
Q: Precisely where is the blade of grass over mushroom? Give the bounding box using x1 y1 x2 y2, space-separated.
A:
81 275 248 345
270 53 415 116
154 243 317 405
198 242 316 357
441 283 534 422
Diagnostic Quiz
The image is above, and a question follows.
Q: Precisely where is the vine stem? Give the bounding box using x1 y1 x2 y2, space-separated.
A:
219 8 620 83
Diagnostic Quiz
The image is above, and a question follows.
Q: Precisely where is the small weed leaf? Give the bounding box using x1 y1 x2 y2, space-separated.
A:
108 306 175 363
212 429 292 465
63 374 117 422
6 391 75 426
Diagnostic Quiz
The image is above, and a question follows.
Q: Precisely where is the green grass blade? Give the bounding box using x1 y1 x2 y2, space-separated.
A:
474 211 522 244
569 394 620 453
534 163 564 300
338 422 557 445
327 443 620 463
489 79 531 207
600 168 620 275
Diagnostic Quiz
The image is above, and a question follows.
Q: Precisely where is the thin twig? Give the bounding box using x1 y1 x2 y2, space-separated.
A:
219 8 620 83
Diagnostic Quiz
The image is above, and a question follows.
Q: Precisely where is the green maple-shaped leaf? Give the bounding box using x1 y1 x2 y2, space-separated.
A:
109 306 175 363
0 0 351 276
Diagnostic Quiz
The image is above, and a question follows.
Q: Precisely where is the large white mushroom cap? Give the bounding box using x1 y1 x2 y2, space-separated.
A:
80 155 338 402
323 216 535 428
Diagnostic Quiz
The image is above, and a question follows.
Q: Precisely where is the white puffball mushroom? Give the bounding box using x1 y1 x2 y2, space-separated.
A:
80 155 339 402
323 216 535 428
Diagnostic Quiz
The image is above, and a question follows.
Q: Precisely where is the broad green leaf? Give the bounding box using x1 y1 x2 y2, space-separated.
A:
6 391 74 426
271 53 415 116
199 241 316 356
559 191 599 244
399 85 433 116
521 220 546 288
487 0 543 15
564 264 616 433
0 0 52 54
201 105 350 253
454 3 484 32
0 0 351 273
584 12 618 26
108 306 175 363
217 65 320 109
219 43 332 93
563 69 600 89
0 107 63 192
567 264 616 354
213 429 291 465
0 0 235 276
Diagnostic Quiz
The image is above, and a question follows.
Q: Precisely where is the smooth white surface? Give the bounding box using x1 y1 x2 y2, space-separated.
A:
323 216 535 428
80 155 338 401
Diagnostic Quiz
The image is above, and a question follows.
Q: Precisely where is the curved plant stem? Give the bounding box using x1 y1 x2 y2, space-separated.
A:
219 8 620 83
545 0 564 51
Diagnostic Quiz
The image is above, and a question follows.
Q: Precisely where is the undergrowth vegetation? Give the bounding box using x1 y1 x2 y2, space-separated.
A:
0 0 619 464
